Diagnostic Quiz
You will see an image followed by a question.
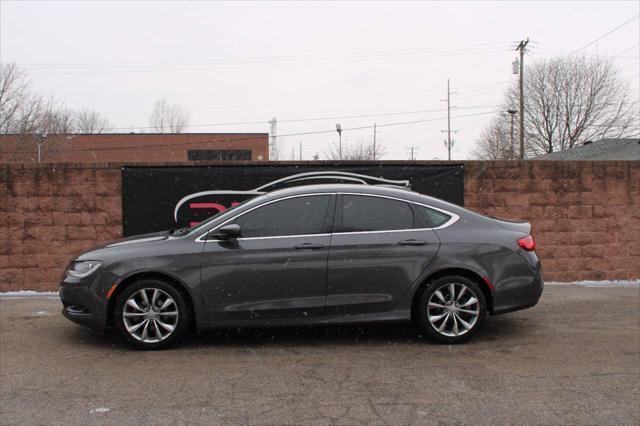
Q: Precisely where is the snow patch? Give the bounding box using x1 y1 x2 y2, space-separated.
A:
0 291 58 299
90 407 110 414
546 280 639 287
34 311 48 316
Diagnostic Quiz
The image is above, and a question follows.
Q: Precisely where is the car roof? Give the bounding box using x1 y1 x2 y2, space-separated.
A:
263 183 461 210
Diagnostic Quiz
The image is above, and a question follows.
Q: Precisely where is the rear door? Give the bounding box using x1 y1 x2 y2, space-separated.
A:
326 194 441 315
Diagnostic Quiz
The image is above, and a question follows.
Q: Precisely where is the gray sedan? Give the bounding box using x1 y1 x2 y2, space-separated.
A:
60 184 543 349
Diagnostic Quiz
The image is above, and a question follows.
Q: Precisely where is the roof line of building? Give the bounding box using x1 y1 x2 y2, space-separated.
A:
0 132 269 136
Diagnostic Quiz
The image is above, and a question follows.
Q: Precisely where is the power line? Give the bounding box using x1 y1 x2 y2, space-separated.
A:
535 1 590 35
98 80 512 116
613 43 640 58
28 47 512 76
23 42 512 69
454 82 513 102
571 14 640 54
106 104 500 131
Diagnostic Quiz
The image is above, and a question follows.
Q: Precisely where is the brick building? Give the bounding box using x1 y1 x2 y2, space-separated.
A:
0 133 269 163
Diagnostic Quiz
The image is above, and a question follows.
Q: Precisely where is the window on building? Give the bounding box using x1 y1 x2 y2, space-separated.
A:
187 150 251 161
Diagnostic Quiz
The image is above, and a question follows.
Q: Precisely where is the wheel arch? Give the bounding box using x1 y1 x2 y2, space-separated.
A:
106 271 196 327
411 267 494 322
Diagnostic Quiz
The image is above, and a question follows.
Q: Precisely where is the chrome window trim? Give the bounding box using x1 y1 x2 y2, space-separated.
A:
196 193 335 242
196 191 460 243
236 233 332 242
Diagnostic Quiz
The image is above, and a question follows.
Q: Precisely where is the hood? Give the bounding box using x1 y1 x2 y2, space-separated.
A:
75 231 170 261
106 231 169 247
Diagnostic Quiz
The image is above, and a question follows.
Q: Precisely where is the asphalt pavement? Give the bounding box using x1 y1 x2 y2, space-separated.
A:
1 284 638 425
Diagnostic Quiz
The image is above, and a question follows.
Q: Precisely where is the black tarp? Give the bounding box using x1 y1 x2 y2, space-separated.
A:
121 164 464 236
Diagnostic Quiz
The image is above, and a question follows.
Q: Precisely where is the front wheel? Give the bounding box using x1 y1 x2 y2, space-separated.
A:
416 276 487 344
114 279 191 350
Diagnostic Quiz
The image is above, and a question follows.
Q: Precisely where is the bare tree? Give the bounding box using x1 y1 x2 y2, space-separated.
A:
325 139 385 160
75 108 113 133
0 63 75 135
471 116 514 160
148 98 189 133
0 63 29 133
474 55 638 159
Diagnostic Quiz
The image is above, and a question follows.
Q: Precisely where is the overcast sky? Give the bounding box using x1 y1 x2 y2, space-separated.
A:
1 1 638 160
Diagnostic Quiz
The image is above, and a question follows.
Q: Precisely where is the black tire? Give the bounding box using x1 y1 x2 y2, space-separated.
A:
415 275 487 344
114 279 192 350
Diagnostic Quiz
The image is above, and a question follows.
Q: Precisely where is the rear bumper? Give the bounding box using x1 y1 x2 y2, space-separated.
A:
491 266 544 315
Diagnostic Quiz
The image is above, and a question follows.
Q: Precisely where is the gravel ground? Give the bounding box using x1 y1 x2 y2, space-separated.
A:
1 285 638 425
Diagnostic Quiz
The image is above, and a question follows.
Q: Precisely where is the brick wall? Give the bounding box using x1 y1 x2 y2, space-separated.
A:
1 163 122 291
1 161 638 291
465 161 639 282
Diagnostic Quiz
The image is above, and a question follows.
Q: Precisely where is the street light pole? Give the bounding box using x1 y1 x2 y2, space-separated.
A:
35 132 47 163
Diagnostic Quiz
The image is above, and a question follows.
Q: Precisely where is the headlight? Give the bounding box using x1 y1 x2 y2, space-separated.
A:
66 260 102 278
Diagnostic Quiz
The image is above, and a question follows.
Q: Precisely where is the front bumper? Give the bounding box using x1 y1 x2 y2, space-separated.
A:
59 275 110 330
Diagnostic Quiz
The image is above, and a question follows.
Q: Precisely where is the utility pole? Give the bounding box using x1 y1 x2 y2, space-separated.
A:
507 109 517 160
335 124 342 160
268 118 278 161
373 123 377 161
447 79 452 160
516 39 529 159
299 141 302 161
441 79 457 160
407 147 418 160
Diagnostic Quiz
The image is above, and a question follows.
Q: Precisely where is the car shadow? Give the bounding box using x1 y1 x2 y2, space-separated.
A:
64 314 535 351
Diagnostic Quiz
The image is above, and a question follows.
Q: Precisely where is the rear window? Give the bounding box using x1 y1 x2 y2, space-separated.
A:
341 195 414 232
415 205 451 228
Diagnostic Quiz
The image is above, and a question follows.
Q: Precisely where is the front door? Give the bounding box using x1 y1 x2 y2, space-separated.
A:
200 194 335 320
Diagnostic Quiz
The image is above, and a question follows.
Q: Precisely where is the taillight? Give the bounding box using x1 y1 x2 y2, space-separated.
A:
517 235 536 251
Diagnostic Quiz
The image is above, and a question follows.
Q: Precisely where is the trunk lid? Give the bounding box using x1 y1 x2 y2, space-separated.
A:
493 218 531 235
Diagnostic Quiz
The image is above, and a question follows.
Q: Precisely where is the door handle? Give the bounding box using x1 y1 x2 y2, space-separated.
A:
397 239 428 246
294 243 324 250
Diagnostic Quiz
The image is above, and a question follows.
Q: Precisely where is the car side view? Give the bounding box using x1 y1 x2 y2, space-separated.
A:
60 183 543 349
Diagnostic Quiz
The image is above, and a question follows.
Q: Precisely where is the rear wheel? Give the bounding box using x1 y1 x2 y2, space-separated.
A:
114 279 191 349
416 275 487 344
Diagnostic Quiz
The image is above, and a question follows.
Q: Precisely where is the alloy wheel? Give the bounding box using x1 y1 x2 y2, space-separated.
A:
122 288 179 343
427 282 480 337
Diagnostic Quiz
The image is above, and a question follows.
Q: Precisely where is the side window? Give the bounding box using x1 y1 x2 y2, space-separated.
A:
415 205 451 228
341 195 413 232
234 195 331 238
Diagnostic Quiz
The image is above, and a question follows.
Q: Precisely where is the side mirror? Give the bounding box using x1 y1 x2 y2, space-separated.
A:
208 224 241 240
